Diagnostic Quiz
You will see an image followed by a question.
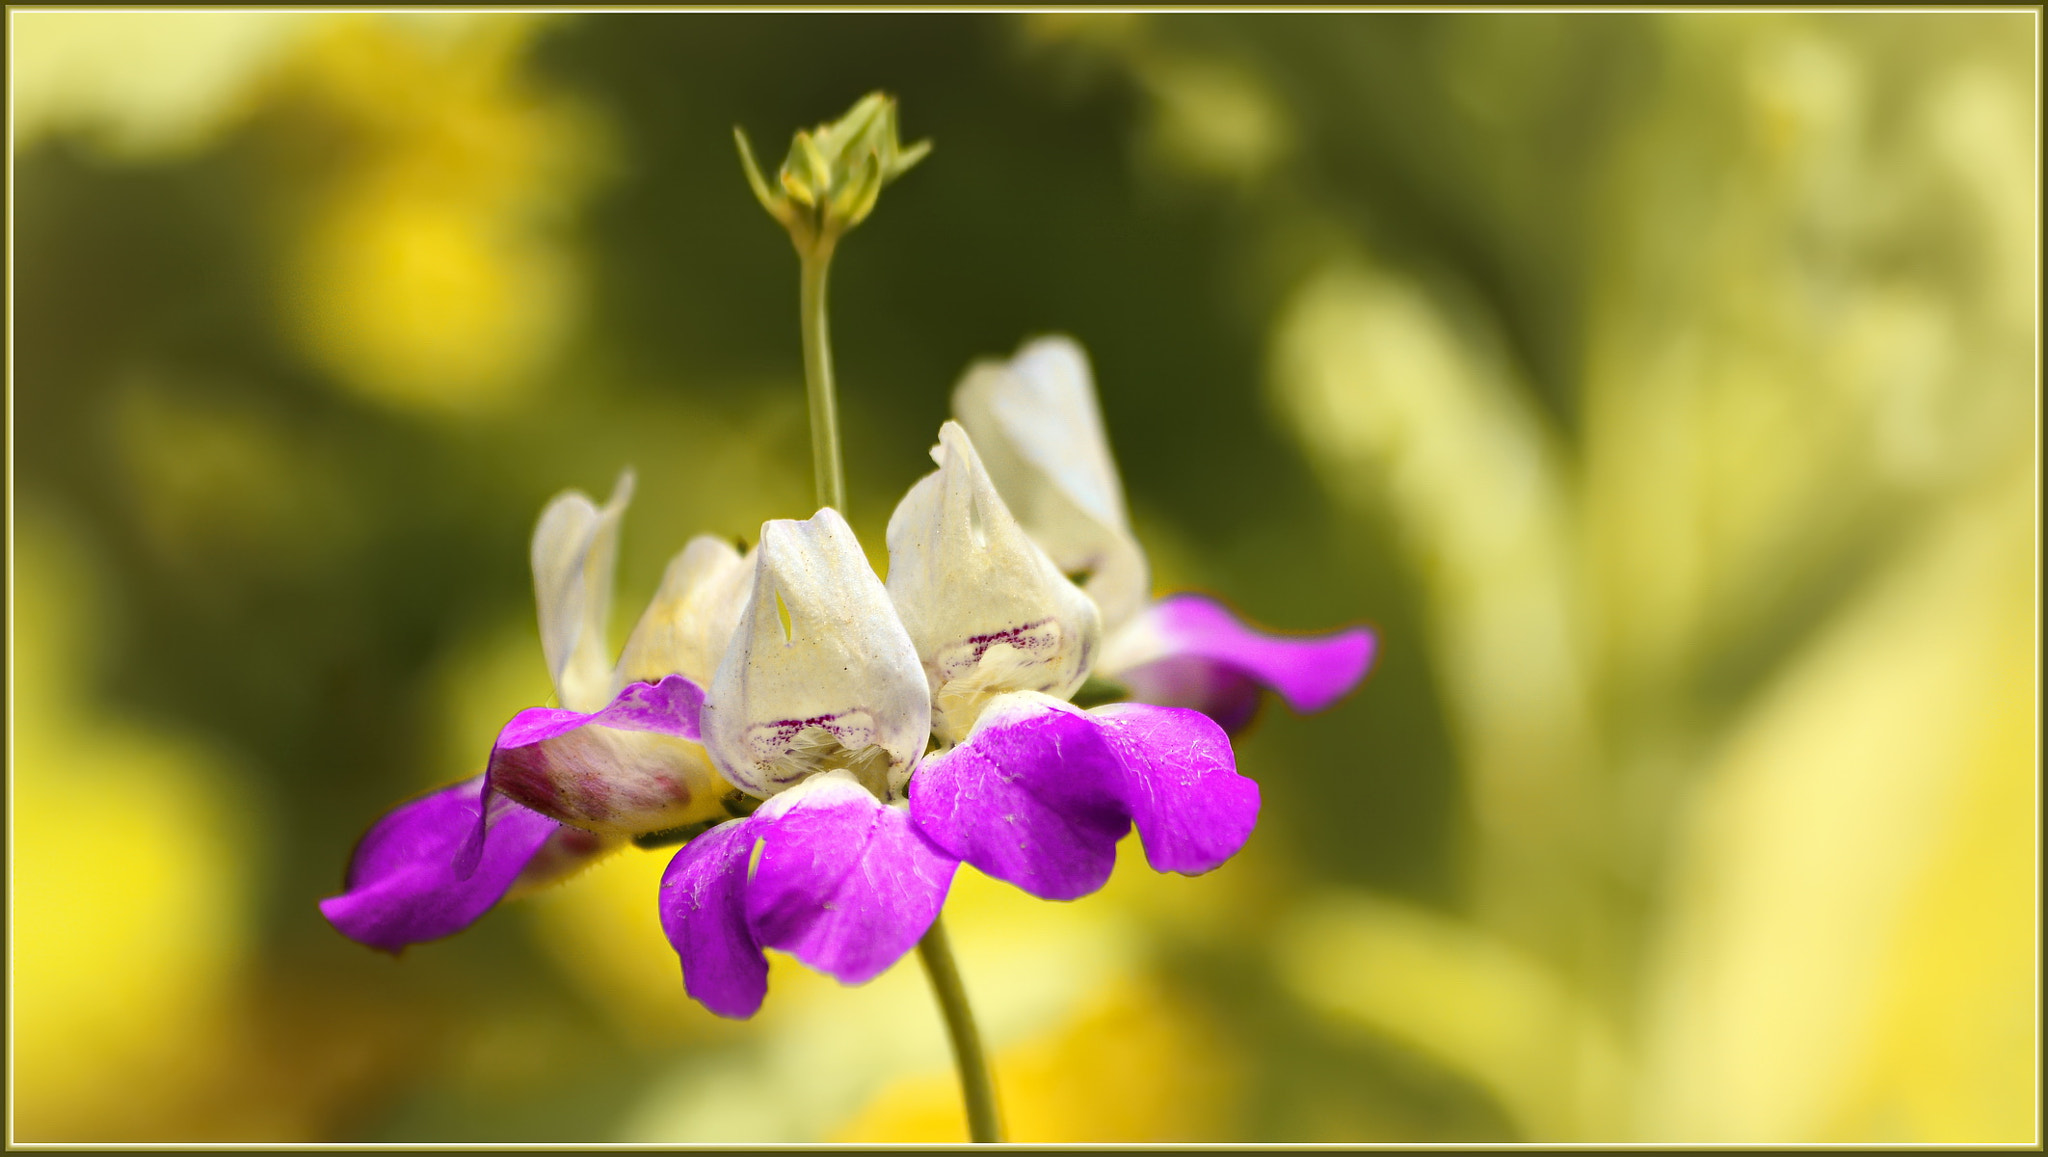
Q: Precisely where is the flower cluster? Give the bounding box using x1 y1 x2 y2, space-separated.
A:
322 337 1375 1017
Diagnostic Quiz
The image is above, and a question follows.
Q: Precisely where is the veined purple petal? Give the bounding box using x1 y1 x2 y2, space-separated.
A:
745 772 957 986
320 776 558 954
1089 702 1259 876
1113 594 1375 727
911 692 1258 900
910 694 1127 901
1113 656 1267 735
658 818 767 1019
464 675 717 861
494 673 705 749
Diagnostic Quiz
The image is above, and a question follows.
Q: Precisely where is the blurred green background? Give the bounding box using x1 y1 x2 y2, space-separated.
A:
10 11 2035 1143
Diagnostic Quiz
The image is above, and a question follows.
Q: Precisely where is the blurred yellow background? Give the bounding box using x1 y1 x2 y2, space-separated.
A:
10 10 2036 1144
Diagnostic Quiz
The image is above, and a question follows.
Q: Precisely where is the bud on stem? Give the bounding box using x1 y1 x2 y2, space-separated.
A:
737 92 929 516
735 91 929 258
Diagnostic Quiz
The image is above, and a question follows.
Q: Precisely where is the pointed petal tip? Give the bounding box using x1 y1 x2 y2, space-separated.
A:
1121 593 1378 720
322 778 559 954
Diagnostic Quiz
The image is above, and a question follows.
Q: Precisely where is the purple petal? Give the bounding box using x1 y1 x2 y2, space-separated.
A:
459 675 710 873
1089 702 1259 876
745 773 958 986
1114 656 1267 734
1118 594 1375 726
911 696 1128 901
494 673 705 748
320 776 559 953
658 818 768 1019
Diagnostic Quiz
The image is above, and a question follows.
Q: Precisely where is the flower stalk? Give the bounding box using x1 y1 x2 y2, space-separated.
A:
799 245 845 513
918 915 1003 1144
741 92 1002 1142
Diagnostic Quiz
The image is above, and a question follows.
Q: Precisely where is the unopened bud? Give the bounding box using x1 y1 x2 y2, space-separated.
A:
736 91 930 256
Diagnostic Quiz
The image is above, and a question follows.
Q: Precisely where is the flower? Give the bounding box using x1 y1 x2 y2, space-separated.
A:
326 420 1284 1020
953 336 1377 733
320 473 745 952
888 424 1259 902
659 507 955 1018
660 432 1263 1018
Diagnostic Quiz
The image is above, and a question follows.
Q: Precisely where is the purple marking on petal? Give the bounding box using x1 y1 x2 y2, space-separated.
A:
1133 594 1375 720
911 698 1129 901
659 818 768 1019
1090 702 1259 877
320 776 559 954
745 774 957 986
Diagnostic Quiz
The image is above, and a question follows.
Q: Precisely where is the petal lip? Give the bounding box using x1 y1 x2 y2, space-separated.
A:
460 675 711 872
910 692 1127 901
1109 592 1377 719
321 776 559 954
1089 701 1259 877
911 691 1258 899
744 771 957 985
494 673 705 750
658 818 767 1019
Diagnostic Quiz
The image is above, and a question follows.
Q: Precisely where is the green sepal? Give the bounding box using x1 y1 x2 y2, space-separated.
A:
733 90 930 257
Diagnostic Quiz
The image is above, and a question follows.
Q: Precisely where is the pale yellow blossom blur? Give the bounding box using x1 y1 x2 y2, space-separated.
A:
275 16 605 416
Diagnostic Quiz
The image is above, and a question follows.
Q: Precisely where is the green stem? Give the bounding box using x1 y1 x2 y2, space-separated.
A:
797 235 997 1140
917 915 1004 1143
798 244 847 513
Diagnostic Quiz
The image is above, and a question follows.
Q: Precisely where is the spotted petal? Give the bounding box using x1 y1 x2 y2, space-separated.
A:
702 508 931 799
887 422 1102 743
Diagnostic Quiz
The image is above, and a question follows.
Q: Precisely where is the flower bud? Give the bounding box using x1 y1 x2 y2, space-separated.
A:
736 91 930 254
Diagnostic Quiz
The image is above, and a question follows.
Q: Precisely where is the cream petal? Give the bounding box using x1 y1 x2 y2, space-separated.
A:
952 336 1151 633
615 535 756 691
531 470 634 713
701 508 932 799
886 422 1102 744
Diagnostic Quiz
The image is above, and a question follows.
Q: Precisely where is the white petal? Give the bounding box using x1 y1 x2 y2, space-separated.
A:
615 535 755 690
952 336 1151 633
886 422 1102 744
701 508 932 799
531 470 634 713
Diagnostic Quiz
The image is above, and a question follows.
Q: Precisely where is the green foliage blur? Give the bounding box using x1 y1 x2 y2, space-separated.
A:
11 11 2035 1144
